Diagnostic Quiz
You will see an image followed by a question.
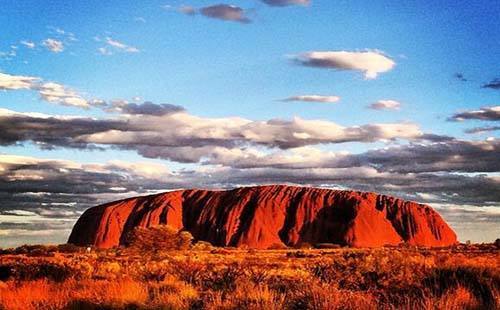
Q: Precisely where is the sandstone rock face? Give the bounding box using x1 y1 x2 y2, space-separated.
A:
68 185 457 249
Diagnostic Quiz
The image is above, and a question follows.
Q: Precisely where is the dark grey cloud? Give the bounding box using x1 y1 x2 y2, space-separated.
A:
206 139 500 175
0 156 176 216
200 4 251 23
117 102 185 116
0 109 127 148
1 153 498 213
482 78 500 90
449 106 500 121
340 139 500 174
261 0 310 6
419 133 456 142
465 126 500 134
224 170 500 207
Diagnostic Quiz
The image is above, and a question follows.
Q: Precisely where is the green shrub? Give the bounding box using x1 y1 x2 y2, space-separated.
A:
125 225 194 252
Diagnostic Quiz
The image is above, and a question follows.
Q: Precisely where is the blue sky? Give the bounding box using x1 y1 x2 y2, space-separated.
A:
0 0 499 246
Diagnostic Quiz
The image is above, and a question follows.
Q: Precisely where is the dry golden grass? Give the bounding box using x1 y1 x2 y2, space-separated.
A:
0 245 498 309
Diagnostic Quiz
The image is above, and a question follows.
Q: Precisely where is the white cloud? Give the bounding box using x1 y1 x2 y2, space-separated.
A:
2 210 38 216
98 47 112 56
283 95 340 103
104 37 140 53
78 113 423 150
261 0 310 6
43 38 64 53
38 82 89 108
20 40 35 49
0 72 38 90
107 160 172 179
0 107 427 164
369 99 401 110
294 50 396 79
0 72 96 108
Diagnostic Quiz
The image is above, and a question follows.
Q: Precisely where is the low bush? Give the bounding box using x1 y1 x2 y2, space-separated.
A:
125 225 194 253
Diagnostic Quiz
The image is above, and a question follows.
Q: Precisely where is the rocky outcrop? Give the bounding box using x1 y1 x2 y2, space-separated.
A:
68 185 457 248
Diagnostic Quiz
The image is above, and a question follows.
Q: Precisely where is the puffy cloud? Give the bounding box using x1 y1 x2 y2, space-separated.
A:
294 50 396 79
261 0 310 6
200 4 251 23
0 72 91 108
0 72 38 90
282 95 340 103
38 82 89 108
449 106 500 121
0 108 425 155
482 78 500 90
42 38 64 53
368 99 401 110
79 115 423 152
